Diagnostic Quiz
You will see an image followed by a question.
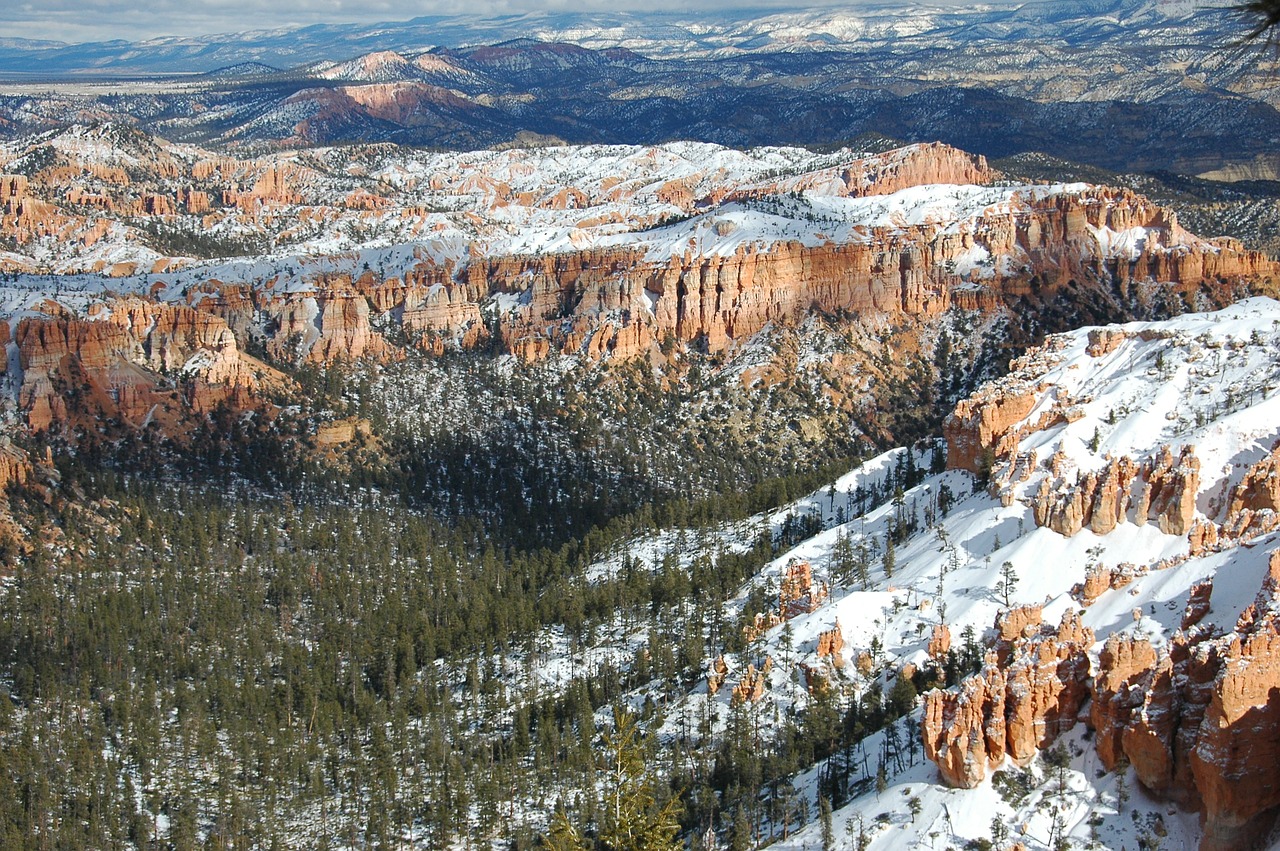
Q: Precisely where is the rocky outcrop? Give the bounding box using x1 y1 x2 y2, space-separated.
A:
1213 444 1280 544
1003 609 1094 765
923 663 1008 788
0 174 28 203
928 548 1280 850
1087 327 1128 357
1136 445 1201 536
816 622 845 665
744 562 832 642
928 569 1280 851
780 561 829 618
14 303 289 437
1183 580 1214 630
1089 605 1280 851
928 624 952 661
1 133 1274 372
1030 445 1199 538
1192 618 1280 851
727 143 991 204
1032 454 1143 536
923 608 1093 788
1187 446 1280 554
707 656 729 696
996 604 1044 648
731 657 773 704
1073 562 1139 606
944 387 1040 476
1229 446 1280 517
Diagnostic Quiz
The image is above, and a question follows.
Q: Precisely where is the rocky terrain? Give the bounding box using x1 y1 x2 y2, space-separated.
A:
0 2 1275 175
910 299 1280 849
0 101 1277 848
0 127 1270 376
570 298 1280 850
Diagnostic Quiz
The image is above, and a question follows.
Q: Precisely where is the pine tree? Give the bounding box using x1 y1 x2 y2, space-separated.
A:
545 808 589 851
729 805 754 851
830 531 856 586
1000 560 1018 608
820 796 835 851
596 708 683 851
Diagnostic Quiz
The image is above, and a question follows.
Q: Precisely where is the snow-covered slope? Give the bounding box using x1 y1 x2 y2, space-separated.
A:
0 132 1237 297
571 298 1280 850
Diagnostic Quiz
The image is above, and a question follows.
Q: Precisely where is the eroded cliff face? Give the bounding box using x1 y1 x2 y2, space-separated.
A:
5 136 1277 490
1202 443 1280 548
344 181 1274 362
4 135 1275 370
13 304 290 438
87 183 1267 374
1089 552 1280 851
926 550 1280 851
923 607 1093 788
1026 445 1200 538
924 301 1280 849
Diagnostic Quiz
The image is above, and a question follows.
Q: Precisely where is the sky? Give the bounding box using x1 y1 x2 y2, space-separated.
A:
0 0 919 45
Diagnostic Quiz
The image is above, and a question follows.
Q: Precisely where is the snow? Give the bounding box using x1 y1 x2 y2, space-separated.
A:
0 133 1179 317
561 298 1280 849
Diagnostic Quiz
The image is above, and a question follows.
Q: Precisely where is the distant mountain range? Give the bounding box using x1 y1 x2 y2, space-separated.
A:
0 1 1239 73
0 1 1270 176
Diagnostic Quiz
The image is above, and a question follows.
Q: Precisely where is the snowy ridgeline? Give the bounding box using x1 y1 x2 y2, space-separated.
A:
0 131 1130 299
541 298 1280 850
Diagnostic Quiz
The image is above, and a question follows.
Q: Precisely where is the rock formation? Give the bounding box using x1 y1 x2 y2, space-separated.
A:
816 622 845 665
929 550 1280 851
779 561 829 618
14 303 289 438
923 608 1093 787
1 132 1274 373
1136 445 1201 536
923 663 1009 788
1073 562 1139 606
944 387 1040 477
732 657 773 704
928 624 952 660
1026 447 1199 538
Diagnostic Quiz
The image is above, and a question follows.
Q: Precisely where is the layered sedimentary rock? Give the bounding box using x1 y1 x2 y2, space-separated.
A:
943 387 1040 476
3 131 1275 369
1136 445 1201 536
923 663 1009 788
476 186 1273 362
928 550 1280 850
1088 553 1280 851
1029 446 1199 538
1191 618 1280 851
923 608 1093 788
725 142 991 203
1003 609 1094 765
743 562 832 642
1211 444 1280 544
5 134 1277 461
732 657 773 704
14 304 288 436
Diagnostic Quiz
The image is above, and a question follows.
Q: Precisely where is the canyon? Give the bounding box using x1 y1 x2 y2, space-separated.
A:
922 299 1280 850
0 130 1273 444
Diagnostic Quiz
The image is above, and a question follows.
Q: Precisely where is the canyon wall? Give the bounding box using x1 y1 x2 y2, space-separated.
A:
924 551 1280 851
